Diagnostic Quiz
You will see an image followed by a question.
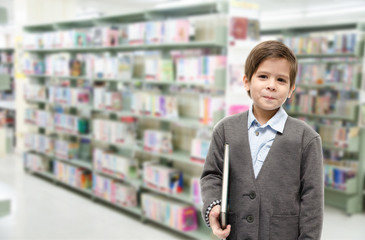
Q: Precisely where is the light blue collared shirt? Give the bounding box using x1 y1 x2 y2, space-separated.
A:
247 105 288 178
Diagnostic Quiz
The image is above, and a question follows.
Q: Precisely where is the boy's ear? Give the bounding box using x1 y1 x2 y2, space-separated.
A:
288 84 296 98
243 75 250 91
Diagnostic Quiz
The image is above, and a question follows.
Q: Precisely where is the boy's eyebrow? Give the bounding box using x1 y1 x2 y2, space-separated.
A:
256 71 289 79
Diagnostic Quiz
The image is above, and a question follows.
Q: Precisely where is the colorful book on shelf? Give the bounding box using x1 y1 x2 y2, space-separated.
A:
118 24 129 45
229 17 248 42
145 21 163 44
190 138 210 164
105 26 119 47
141 193 198 231
143 129 173 154
128 22 145 45
74 29 88 47
143 161 183 194
117 52 134 79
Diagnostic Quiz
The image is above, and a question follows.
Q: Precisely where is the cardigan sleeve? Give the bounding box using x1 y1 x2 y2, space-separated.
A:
200 122 226 225
299 135 324 239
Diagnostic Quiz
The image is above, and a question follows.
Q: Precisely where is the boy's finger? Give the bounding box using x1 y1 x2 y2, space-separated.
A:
213 224 231 239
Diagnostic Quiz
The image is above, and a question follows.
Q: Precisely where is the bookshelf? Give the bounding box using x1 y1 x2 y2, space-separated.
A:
0 47 15 155
22 1 259 239
262 22 365 215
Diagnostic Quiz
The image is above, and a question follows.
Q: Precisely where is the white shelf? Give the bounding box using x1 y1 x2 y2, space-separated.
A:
0 100 15 110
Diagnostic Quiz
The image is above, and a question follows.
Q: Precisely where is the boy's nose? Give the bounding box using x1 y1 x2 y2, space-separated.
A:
266 78 276 91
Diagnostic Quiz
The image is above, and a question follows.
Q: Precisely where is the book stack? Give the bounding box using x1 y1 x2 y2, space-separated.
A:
229 17 260 44
0 52 13 63
23 16 226 51
191 177 203 206
53 161 92 189
25 109 53 128
143 161 183 194
144 56 174 82
128 22 145 45
93 53 118 78
93 148 135 180
22 55 45 75
93 119 136 145
143 129 173 154
199 96 225 126
54 139 79 160
145 21 164 44
324 163 357 191
93 87 123 111
131 92 178 118
141 193 198 232
24 133 54 155
45 53 71 76
54 113 80 135
93 174 138 207
24 152 49 172
296 62 361 86
175 55 226 85
190 138 210 164
283 32 357 55
117 52 134 79
319 126 359 148
24 84 47 102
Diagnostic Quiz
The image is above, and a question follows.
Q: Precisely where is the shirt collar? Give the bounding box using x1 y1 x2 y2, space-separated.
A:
247 105 288 134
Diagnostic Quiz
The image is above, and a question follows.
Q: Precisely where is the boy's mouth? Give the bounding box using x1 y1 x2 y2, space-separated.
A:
263 96 275 100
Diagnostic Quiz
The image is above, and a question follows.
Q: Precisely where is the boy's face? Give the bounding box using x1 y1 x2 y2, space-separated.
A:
243 58 295 114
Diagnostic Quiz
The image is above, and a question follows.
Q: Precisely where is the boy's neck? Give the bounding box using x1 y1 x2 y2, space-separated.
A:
252 106 280 125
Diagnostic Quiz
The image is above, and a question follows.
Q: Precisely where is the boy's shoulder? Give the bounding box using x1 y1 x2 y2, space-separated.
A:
213 111 247 131
285 116 320 140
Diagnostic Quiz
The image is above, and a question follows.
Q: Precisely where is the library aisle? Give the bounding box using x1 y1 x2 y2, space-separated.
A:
0 153 364 240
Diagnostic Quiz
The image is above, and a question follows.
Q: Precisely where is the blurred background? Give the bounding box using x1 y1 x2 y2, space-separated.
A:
0 0 365 239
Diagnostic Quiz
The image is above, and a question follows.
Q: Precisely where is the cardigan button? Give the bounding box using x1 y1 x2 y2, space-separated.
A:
246 215 254 223
249 191 256 199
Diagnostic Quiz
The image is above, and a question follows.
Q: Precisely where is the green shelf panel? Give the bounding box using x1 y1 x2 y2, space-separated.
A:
33 170 93 196
26 98 48 104
0 199 11 217
141 183 202 210
57 182 93 196
296 53 357 59
134 145 203 167
54 157 93 170
55 19 95 29
92 139 136 152
24 41 225 53
93 77 143 83
260 23 358 36
26 74 50 78
144 216 212 240
287 111 357 122
24 23 56 32
296 83 359 92
324 190 363 215
0 48 14 52
32 170 55 180
94 195 142 216
94 170 142 189
148 1 227 18
96 11 147 24
322 142 358 153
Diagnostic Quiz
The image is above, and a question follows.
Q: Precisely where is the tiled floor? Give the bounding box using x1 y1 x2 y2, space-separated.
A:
0 153 365 240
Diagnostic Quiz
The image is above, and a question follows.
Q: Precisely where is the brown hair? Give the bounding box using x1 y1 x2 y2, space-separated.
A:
245 40 297 96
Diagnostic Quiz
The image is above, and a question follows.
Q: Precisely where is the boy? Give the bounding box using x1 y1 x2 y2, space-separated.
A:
200 40 323 240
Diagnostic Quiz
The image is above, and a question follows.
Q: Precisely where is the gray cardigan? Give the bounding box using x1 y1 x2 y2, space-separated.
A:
201 111 324 240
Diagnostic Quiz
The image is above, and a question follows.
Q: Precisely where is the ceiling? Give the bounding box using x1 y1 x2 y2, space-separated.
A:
1 0 365 29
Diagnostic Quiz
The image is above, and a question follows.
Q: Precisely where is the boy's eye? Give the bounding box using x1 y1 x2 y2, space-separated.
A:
258 75 267 79
278 78 287 82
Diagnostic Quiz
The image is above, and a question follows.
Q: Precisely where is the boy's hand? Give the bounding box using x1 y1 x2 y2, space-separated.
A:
209 205 231 239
